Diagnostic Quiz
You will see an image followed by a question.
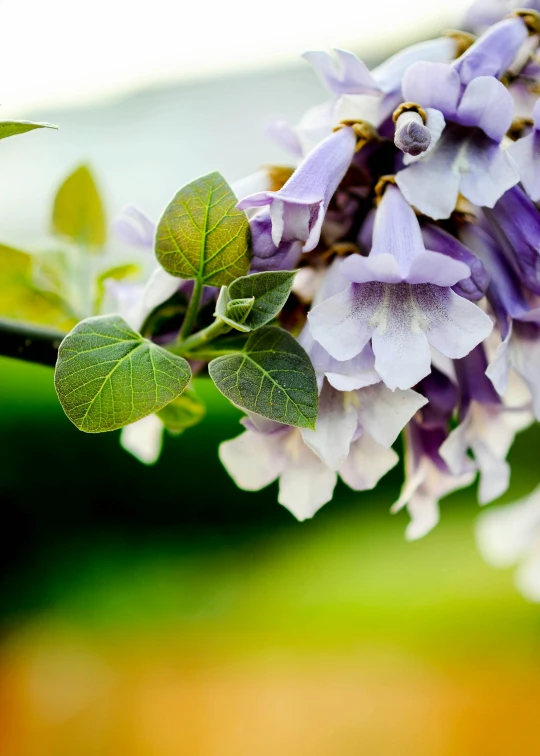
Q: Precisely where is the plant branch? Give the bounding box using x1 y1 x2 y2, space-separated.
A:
170 318 231 356
0 318 65 367
178 278 203 342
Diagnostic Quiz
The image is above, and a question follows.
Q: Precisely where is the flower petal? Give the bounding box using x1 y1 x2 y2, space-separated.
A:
219 429 287 490
120 415 164 465
456 76 514 142
338 432 398 490
354 383 428 448
301 381 358 470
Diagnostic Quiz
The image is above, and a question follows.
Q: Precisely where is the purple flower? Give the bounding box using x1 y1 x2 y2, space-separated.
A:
308 185 492 389
440 345 531 504
421 224 489 302
303 37 458 130
113 205 156 249
508 98 540 200
454 15 529 84
483 186 540 296
395 63 519 218
237 126 357 253
392 420 475 540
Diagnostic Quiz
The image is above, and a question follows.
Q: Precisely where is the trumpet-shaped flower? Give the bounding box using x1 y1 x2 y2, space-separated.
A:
237 126 357 253
308 185 492 390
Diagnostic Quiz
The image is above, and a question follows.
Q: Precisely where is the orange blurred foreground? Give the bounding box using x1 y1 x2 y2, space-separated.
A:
1 626 539 756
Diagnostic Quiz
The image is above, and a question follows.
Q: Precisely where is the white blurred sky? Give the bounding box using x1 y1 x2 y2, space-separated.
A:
3 0 474 114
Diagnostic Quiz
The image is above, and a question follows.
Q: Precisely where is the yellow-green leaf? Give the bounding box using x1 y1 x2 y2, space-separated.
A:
155 171 251 286
52 165 107 248
0 121 57 141
157 388 206 434
0 243 75 331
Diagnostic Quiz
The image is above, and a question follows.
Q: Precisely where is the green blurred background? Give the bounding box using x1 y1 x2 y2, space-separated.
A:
1 355 539 755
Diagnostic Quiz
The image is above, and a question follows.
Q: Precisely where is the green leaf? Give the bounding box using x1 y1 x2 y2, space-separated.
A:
208 326 318 429
0 121 57 141
228 270 297 330
52 165 107 247
157 388 206 434
55 315 191 433
155 171 251 286
213 285 253 332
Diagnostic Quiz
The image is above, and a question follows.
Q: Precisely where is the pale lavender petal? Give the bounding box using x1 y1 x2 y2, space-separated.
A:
302 49 380 94
265 118 303 157
485 328 512 399
405 251 470 286
120 414 164 465
500 322 540 419
219 429 287 490
354 383 428 448
453 16 528 84
325 344 381 392
507 130 540 201
339 253 403 284
308 283 377 361
371 320 432 390
396 132 462 220
426 288 493 359
338 432 398 490
369 184 425 272
456 77 515 142
401 62 461 117
278 437 337 520
113 205 156 249
301 381 358 470
374 37 457 94
459 133 519 208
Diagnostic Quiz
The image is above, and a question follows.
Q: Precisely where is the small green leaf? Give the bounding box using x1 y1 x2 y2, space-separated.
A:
0 121 57 141
55 315 191 433
214 286 253 332
228 270 297 330
208 326 318 429
157 388 206 434
52 165 107 247
155 171 251 286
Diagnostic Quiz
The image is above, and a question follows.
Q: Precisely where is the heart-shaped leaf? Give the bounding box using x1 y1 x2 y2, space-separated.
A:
55 315 191 433
155 171 250 286
228 270 297 330
208 326 318 429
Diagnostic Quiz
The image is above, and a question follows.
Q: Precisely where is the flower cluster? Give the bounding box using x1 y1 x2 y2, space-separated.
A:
51 1 540 600
210 6 540 539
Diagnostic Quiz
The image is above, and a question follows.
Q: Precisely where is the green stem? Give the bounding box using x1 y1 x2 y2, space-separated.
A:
170 318 231 356
178 278 203 342
0 318 65 367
